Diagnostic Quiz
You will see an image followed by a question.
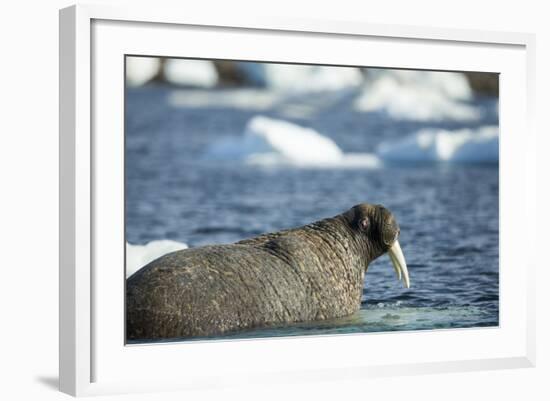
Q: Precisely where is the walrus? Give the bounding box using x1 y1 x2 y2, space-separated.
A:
126 203 409 341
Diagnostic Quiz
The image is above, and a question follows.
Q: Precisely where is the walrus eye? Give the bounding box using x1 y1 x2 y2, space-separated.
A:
359 218 369 231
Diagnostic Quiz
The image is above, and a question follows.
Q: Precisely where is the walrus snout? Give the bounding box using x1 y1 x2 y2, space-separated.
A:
375 205 409 288
346 203 410 288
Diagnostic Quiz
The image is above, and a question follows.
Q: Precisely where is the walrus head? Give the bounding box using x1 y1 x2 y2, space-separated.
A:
344 203 410 288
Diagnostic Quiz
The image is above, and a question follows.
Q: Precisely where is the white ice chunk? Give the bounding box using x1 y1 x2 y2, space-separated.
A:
205 116 380 169
126 57 161 87
238 63 364 92
377 126 499 163
355 70 480 122
163 59 218 88
126 240 188 278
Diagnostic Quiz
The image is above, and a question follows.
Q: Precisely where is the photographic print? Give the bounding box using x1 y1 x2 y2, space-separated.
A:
124 57 499 343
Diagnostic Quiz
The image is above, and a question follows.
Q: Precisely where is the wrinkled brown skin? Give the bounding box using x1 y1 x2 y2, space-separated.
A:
127 203 400 341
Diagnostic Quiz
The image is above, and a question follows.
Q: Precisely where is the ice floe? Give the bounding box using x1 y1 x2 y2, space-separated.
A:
163 59 218 88
126 239 188 278
377 126 499 163
169 88 281 110
355 70 481 122
205 116 498 167
236 63 364 92
204 116 380 168
126 56 161 87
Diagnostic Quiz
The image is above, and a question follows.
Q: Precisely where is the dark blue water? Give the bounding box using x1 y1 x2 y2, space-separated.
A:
125 84 499 340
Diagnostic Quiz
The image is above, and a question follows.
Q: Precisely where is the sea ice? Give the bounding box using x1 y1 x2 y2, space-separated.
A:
204 116 380 168
163 59 218 88
126 239 188 278
236 63 364 92
355 70 481 122
126 56 161 87
377 126 499 163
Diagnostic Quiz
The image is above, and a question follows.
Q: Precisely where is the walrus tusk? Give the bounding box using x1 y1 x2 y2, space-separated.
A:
388 240 410 288
388 251 402 281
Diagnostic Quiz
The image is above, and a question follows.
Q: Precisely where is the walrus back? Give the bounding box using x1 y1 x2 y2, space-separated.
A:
127 244 314 340
126 217 366 340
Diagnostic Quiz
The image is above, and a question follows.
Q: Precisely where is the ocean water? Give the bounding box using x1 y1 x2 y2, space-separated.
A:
125 83 499 342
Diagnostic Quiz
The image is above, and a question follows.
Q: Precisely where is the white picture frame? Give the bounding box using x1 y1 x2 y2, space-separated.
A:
59 3 536 397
